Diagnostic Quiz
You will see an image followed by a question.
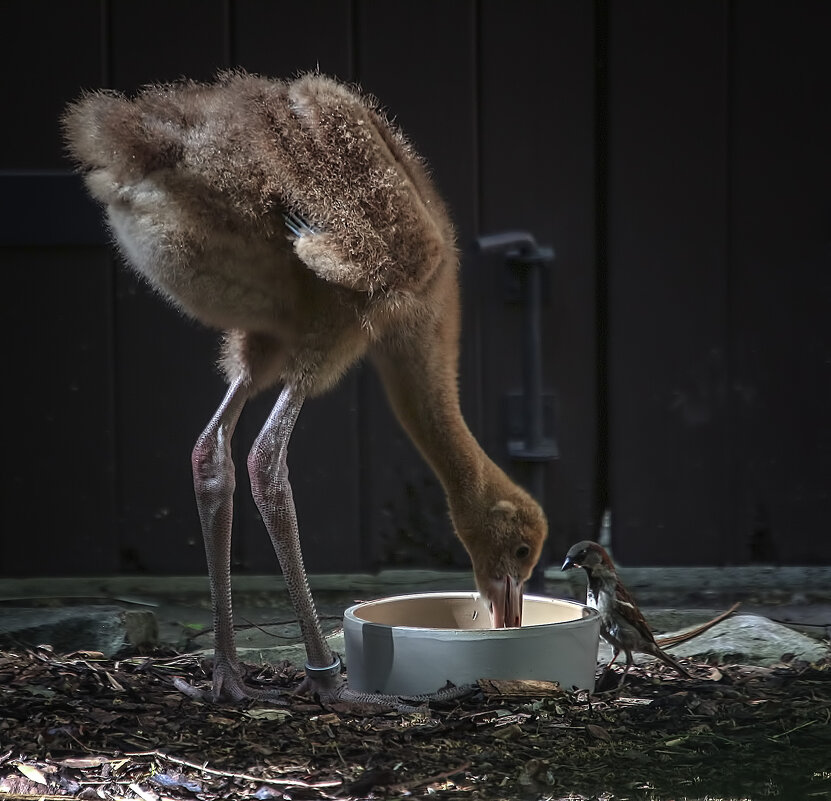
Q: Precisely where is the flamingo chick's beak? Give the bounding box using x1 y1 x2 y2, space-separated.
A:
486 575 523 628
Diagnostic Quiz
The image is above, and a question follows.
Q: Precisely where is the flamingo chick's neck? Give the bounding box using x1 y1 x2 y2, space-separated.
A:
371 329 547 626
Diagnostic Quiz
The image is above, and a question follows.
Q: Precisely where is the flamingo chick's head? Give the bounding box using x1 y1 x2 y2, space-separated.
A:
461 496 547 628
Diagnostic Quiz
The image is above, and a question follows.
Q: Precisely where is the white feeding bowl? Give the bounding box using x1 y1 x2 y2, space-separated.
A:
343 592 600 695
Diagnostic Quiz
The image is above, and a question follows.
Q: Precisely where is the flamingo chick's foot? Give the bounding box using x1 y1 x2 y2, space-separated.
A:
173 656 291 705
173 655 473 713
298 656 476 714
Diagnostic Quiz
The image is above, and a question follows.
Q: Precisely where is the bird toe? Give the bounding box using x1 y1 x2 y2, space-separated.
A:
297 669 475 715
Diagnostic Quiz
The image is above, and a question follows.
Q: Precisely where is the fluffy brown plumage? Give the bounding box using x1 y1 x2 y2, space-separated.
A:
63 72 546 704
562 540 692 683
63 72 449 394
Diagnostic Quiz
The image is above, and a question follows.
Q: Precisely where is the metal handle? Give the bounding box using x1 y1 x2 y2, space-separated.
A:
476 231 558 468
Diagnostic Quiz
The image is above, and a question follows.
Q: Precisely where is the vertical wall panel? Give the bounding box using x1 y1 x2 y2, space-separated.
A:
1 1 117 576
109 0 228 90
1 0 102 168
232 0 352 77
729 0 831 562
479 0 597 568
357 0 478 572
607 1 730 564
112 275 225 574
1 248 117 575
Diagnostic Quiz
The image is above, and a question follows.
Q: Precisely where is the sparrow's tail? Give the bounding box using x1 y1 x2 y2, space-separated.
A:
652 645 693 679
656 602 741 648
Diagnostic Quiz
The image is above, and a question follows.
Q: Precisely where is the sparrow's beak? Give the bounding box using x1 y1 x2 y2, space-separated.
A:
561 555 577 571
486 575 523 628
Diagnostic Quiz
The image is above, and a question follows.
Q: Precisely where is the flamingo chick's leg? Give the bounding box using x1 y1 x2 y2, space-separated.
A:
190 375 258 702
247 385 338 679
248 384 474 711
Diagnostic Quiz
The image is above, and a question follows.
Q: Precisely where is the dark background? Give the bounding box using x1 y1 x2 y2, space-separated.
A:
1 0 828 578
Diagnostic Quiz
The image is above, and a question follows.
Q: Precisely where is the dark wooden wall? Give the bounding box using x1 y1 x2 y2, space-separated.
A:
606 0 831 565
0 0 827 577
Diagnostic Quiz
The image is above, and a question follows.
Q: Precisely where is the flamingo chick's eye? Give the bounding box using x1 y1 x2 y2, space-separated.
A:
515 544 531 560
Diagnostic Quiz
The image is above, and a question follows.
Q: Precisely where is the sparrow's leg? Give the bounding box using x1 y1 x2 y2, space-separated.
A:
622 650 635 675
603 647 621 673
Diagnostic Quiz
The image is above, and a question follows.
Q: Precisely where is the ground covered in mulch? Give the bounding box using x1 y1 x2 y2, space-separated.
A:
1 647 829 801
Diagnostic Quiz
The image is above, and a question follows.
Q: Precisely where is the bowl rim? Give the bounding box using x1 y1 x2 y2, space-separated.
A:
343 591 598 634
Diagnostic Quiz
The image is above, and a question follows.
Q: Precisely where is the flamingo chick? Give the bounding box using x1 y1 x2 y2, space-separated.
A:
63 72 547 705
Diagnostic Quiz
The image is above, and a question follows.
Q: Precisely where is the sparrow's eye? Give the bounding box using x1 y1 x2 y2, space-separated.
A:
515 544 531 560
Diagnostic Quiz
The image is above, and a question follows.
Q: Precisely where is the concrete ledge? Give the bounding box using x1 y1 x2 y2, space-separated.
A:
1 565 829 604
0 570 475 603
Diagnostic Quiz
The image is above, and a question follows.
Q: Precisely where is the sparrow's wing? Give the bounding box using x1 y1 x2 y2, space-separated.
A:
613 581 657 642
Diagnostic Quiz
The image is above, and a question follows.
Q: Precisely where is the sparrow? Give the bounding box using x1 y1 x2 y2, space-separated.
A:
561 540 692 683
